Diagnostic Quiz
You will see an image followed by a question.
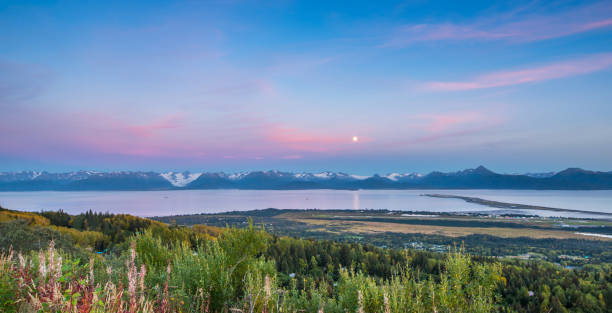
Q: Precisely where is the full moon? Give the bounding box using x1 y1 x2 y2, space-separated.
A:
352 136 358 142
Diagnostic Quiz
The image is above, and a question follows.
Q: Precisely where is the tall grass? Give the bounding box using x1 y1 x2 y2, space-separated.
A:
0 224 502 313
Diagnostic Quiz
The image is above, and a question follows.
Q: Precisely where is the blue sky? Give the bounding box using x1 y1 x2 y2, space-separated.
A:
1 0 611 174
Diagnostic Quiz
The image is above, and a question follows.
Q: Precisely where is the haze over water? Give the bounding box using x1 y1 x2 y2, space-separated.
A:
1 189 611 219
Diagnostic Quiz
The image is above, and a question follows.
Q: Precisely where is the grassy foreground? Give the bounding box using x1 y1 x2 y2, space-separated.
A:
0 226 500 313
2 207 612 312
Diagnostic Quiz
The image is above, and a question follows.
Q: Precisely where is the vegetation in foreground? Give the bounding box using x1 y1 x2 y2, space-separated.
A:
0 226 500 312
1 207 612 312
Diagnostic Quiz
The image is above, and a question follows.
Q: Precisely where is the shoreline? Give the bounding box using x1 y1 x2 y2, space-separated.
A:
424 193 612 218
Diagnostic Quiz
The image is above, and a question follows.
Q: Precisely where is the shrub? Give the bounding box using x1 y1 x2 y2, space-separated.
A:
0 224 502 313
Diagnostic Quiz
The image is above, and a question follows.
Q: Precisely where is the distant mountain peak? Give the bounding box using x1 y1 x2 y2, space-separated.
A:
160 171 202 187
1 167 611 190
555 168 592 176
385 172 423 181
473 165 494 174
523 172 556 178
453 165 494 176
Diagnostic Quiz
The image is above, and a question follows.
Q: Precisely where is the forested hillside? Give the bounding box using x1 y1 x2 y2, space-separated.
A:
1 207 611 312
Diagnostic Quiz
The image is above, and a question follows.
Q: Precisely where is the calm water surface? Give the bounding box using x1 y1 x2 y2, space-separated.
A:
1 189 611 219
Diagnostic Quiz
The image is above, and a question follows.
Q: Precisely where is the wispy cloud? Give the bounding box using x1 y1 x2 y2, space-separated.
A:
423 53 612 91
266 126 349 153
268 55 334 76
410 111 504 143
281 154 303 159
124 116 182 137
202 79 277 97
0 103 361 163
0 62 51 106
423 112 487 132
385 1 612 46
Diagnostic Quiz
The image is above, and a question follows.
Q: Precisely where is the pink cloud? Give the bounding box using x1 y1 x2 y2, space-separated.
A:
423 53 612 91
375 112 506 149
410 128 486 145
579 19 612 32
391 110 503 145
0 108 207 160
0 103 500 164
386 1 612 46
1 104 366 163
423 112 486 132
266 126 349 152
66 114 200 158
124 116 182 137
396 23 513 42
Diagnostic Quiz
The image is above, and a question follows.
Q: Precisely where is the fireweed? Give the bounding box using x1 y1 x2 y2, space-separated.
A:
0 227 502 313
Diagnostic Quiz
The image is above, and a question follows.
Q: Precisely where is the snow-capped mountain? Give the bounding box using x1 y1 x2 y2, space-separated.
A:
311 172 362 180
0 170 99 182
0 171 172 190
1 167 611 190
0 171 44 182
523 172 556 178
160 172 202 187
227 172 250 180
385 173 423 181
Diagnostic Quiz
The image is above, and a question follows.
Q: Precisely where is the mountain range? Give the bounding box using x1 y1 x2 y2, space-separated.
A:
1 166 611 191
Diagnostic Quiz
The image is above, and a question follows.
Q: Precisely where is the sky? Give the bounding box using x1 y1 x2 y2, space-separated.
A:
1 0 611 175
